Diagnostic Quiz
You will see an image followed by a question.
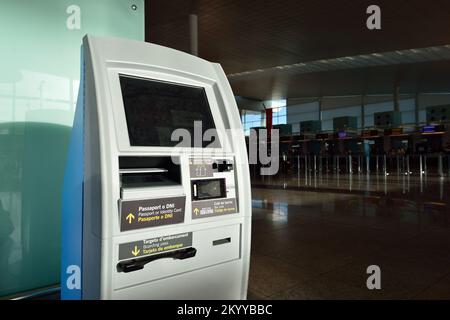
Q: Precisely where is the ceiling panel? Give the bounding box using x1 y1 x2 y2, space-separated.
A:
146 0 450 99
230 61 450 99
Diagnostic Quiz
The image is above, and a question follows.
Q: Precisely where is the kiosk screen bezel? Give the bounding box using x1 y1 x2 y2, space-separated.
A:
119 74 221 148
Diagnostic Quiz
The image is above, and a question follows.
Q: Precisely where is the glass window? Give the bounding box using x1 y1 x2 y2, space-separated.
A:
272 106 287 125
241 109 265 136
0 0 144 298
269 99 287 126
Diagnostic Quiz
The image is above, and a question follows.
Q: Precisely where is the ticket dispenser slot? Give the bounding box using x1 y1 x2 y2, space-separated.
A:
119 156 181 189
119 156 183 200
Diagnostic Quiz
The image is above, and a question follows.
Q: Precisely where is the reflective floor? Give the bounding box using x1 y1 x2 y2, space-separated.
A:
247 179 450 299
253 173 450 202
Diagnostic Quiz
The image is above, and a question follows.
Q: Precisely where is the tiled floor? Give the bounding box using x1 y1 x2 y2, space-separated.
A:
247 181 450 300
252 173 450 203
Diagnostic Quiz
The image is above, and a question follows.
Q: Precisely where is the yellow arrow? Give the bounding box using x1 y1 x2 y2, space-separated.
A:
193 208 199 216
126 213 135 224
132 246 140 256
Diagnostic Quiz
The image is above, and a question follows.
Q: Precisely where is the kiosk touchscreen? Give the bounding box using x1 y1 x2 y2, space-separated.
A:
61 36 251 300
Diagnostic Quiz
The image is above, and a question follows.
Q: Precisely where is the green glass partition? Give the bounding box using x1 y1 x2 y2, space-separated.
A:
0 0 144 297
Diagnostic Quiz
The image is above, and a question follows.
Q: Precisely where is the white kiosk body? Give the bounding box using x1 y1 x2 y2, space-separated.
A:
62 35 251 300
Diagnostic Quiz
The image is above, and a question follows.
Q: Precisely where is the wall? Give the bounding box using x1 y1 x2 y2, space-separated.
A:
0 0 144 297
286 100 320 133
286 94 450 132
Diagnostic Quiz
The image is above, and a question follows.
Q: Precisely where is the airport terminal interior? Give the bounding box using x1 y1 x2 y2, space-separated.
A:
1 0 450 300
148 1 450 300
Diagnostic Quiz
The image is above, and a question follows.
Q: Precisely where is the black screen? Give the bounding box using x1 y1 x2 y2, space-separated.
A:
192 179 226 201
120 75 220 147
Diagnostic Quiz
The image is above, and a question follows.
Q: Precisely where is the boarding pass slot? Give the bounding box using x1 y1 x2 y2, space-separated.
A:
114 224 241 290
117 247 197 273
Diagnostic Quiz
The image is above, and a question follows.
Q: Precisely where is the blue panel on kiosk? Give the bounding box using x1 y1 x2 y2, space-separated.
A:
61 50 84 300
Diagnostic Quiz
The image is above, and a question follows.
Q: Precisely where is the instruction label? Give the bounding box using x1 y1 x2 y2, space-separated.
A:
120 196 186 231
118 232 192 260
192 198 237 219
189 157 214 178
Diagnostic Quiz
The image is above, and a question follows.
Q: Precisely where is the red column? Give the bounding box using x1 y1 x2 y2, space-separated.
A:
265 108 273 131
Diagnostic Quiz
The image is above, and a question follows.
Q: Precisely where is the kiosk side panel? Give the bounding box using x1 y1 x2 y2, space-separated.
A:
81 40 103 300
61 51 85 300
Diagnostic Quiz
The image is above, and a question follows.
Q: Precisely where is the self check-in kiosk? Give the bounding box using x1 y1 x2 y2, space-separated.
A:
61 36 251 299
